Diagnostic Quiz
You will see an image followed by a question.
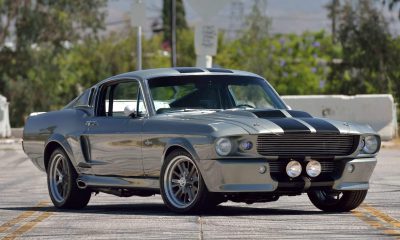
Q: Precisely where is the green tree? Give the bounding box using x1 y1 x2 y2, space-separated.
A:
56 25 170 103
326 1 397 95
385 0 400 19
216 0 272 75
176 29 195 66
267 31 336 95
162 0 188 42
0 0 106 126
216 0 335 96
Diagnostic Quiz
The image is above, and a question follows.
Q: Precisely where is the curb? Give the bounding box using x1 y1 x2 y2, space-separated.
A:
11 128 23 139
0 138 22 144
381 141 398 149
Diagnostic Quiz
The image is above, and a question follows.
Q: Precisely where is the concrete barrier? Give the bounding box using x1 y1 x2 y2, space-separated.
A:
0 95 11 138
11 128 23 139
282 94 397 141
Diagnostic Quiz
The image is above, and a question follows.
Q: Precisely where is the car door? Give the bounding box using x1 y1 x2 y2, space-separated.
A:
82 79 147 177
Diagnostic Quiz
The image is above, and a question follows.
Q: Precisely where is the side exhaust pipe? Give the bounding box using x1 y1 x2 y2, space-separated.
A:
76 178 88 189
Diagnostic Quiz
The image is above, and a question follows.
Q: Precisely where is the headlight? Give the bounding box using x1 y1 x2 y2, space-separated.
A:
215 138 233 156
362 135 379 154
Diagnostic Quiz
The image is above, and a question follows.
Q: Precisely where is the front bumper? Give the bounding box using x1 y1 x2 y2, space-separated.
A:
332 158 377 190
199 158 377 193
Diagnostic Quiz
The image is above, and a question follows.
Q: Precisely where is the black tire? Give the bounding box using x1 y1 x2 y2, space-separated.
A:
160 150 215 213
307 189 368 212
47 148 91 209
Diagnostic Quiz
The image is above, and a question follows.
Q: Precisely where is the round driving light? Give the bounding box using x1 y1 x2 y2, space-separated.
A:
239 140 253 151
286 161 302 178
215 137 232 156
363 135 379 154
259 165 267 174
306 160 322 177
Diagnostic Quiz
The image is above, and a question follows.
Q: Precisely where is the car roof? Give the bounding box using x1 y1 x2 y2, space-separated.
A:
95 67 262 86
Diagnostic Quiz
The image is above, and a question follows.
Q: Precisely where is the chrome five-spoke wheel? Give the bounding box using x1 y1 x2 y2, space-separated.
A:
164 155 200 208
160 150 212 213
47 148 91 209
49 153 69 203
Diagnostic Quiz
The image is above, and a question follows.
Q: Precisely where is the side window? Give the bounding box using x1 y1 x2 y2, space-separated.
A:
74 89 91 107
112 81 139 117
137 92 146 114
99 81 147 117
88 88 96 106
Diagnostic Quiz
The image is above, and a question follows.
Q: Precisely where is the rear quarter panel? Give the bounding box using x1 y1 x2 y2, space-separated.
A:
23 109 88 171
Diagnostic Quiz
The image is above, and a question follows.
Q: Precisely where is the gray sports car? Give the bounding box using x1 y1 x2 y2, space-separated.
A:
23 67 380 213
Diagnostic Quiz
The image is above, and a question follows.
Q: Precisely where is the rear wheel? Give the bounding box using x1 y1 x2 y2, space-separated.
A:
307 189 367 212
47 148 91 209
160 150 215 213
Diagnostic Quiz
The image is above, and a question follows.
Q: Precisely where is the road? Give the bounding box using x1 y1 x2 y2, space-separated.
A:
0 142 399 239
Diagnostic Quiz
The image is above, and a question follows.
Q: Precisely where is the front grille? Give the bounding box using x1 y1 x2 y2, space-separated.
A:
257 134 357 157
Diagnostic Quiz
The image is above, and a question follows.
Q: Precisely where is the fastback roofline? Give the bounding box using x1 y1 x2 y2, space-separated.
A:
95 67 261 86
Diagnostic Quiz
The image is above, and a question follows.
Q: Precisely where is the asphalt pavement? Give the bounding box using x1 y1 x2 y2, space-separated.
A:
0 142 399 239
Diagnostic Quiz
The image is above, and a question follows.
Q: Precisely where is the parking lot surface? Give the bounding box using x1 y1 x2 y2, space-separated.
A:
0 142 399 239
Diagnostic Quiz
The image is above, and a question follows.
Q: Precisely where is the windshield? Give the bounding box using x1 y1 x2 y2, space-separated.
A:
148 75 287 114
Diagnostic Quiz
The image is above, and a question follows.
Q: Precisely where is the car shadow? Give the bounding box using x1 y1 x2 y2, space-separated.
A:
0 203 335 217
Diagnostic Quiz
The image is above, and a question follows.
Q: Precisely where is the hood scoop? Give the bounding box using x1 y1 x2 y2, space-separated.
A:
251 110 312 119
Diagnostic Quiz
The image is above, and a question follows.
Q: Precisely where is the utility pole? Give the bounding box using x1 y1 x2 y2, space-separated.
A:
131 0 146 70
137 25 142 70
171 0 177 67
331 0 339 43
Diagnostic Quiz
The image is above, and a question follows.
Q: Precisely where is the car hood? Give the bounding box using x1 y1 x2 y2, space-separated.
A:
164 109 376 135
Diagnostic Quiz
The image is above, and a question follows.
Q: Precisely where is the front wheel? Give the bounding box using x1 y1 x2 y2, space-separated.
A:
160 150 214 213
47 148 91 209
307 189 368 212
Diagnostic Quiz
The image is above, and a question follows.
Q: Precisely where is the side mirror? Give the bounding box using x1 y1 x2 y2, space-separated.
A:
124 105 136 118
74 105 93 115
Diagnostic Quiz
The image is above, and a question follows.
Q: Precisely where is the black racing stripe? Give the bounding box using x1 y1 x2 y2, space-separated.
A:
252 110 286 118
287 110 312 118
268 118 311 133
300 118 340 133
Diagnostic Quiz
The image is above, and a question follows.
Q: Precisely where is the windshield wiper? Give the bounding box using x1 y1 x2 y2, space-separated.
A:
157 108 219 114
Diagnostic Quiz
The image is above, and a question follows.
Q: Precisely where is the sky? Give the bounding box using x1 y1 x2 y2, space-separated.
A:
106 0 400 37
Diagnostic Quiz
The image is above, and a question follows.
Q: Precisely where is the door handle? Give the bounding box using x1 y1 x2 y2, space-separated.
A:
85 120 98 127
